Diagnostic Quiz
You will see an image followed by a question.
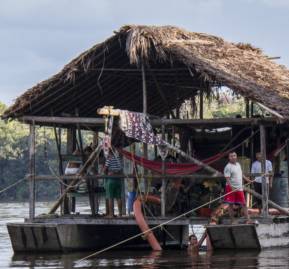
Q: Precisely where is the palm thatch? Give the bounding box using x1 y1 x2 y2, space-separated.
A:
3 25 289 119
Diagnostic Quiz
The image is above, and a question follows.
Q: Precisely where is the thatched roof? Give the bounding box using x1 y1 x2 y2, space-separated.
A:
3 25 289 119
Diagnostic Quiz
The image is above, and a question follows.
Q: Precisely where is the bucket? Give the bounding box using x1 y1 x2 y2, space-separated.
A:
271 177 289 208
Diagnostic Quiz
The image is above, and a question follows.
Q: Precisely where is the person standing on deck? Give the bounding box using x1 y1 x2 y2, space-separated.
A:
103 148 123 218
223 152 252 224
251 152 273 209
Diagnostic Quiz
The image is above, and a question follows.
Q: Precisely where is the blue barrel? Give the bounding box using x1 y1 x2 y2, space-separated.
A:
271 177 289 208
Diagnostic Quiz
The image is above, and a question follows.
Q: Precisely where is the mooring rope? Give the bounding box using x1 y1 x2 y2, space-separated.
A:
0 177 26 195
76 181 252 264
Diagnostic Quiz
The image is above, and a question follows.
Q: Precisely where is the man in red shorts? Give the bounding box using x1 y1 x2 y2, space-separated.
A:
223 151 252 224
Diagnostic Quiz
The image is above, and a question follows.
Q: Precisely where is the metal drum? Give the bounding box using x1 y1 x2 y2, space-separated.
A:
271 177 289 208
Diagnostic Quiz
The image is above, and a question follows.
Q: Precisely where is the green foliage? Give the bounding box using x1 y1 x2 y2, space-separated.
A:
0 102 59 201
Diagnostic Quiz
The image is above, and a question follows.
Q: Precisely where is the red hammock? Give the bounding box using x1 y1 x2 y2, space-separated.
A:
120 149 225 175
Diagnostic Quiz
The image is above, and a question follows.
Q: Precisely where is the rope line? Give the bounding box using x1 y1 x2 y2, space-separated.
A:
76 181 252 264
0 177 26 195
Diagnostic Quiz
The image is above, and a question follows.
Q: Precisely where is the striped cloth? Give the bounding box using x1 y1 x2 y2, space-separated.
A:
105 154 122 172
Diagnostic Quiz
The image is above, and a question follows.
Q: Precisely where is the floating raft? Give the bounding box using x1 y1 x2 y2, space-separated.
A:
207 220 289 249
207 224 260 249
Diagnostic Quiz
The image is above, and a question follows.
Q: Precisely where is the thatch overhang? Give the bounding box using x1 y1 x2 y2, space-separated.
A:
3 25 289 120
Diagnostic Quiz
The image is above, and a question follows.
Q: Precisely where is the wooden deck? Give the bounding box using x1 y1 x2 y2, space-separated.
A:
27 214 210 226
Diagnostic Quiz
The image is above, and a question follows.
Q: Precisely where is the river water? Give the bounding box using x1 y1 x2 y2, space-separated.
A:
1 202 289 268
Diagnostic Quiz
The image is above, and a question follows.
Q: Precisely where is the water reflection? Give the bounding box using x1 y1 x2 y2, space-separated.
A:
1 202 289 268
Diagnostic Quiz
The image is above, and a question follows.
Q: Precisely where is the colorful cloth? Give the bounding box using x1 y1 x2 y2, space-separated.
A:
223 184 246 205
119 110 165 146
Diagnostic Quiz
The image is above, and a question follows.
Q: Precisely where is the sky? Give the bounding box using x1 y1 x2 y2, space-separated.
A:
0 0 289 105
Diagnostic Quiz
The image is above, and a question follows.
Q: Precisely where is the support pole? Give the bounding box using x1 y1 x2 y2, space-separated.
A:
142 63 147 114
53 126 64 214
142 63 149 193
92 132 99 214
286 139 289 201
161 124 166 216
65 128 76 214
245 98 250 118
199 89 204 119
260 124 269 217
29 122 36 220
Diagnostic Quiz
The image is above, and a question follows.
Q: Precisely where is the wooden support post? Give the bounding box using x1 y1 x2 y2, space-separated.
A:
76 120 95 216
65 128 76 214
286 139 289 200
142 63 147 114
53 126 64 214
142 63 149 193
92 132 99 214
29 122 36 220
249 127 255 207
245 98 250 118
161 124 166 217
251 102 254 117
199 89 204 119
260 124 269 217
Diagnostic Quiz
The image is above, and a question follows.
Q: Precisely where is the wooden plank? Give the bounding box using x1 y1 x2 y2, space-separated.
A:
142 63 147 114
19 116 284 128
207 224 260 249
244 187 289 216
161 124 166 217
260 125 269 217
256 102 284 119
29 123 36 220
287 139 289 202
231 225 260 249
206 225 235 248
199 89 204 119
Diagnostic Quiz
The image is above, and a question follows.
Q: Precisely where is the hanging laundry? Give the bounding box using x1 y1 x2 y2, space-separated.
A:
119 110 166 146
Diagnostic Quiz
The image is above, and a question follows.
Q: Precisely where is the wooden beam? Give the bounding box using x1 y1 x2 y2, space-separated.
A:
199 89 204 119
28 122 36 220
31 174 226 181
260 124 269 217
286 139 289 203
161 124 166 217
245 98 250 118
88 67 190 72
19 116 285 128
49 144 102 214
53 126 65 214
142 63 147 114
20 116 104 125
256 102 284 120
244 187 289 216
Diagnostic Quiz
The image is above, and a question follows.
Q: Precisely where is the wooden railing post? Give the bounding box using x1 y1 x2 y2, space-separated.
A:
260 124 269 217
29 122 36 220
